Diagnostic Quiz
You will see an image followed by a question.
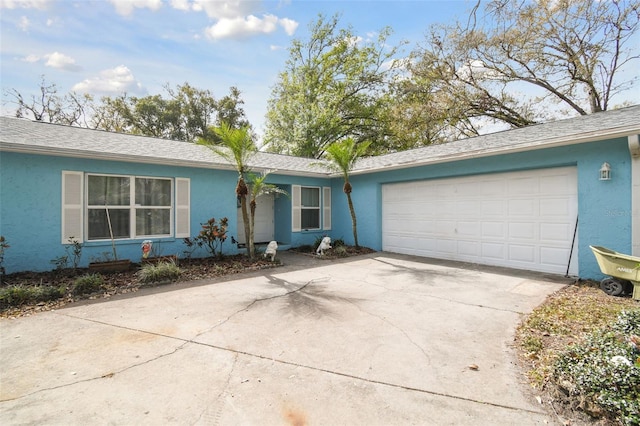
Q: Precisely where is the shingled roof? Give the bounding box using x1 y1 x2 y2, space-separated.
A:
2 104 639 176
0 116 329 177
353 104 640 173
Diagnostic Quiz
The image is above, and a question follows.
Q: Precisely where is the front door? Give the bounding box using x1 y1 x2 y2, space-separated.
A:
237 193 275 244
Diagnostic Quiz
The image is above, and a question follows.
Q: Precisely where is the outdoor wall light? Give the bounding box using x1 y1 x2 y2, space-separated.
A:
599 162 611 181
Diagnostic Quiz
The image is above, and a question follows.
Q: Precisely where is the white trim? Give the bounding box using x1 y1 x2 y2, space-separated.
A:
61 171 84 243
292 185 301 232
323 186 332 230
629 135 640 256
175 178 190 238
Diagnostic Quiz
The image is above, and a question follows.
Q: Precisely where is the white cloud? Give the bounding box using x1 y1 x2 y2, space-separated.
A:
170 0 190 11
18 15 29 31
72 65 144 94
190 0 256 19
205 13 298 40
0 0 50 9
45 51 81 71
107 0 162 16
19 51 81 71
279 17 298 36
22 54 39 63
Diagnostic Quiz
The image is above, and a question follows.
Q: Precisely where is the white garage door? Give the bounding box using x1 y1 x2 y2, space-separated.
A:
382 167 578 274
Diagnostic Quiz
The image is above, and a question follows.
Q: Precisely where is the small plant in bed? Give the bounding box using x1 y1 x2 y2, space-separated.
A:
137 261 182 284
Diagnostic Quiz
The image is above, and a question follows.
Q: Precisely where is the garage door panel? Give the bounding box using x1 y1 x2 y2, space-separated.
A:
382 167 578 274
509 177 538 194
458 240 480 256
482 200 505 216
457 221 480 236
482 222 505 238
540 198 572 216
509 222 535 240
509 245 536 263
481 242 505 260
540 223 572 241
508 199 537 216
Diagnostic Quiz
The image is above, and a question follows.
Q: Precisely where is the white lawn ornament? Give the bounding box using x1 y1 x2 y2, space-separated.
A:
264 241 278 261
316 236 332 255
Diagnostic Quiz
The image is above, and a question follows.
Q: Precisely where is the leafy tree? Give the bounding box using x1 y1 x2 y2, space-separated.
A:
264 13 405 158
408 0 640 133
247 171 288 258
92 83 249 142
199 124 257 258
324 138 370 248
4 76 94 126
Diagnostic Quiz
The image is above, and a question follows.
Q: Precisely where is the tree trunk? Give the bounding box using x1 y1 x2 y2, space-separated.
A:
249 200 256 259
346 192 359 248
240 195 252 258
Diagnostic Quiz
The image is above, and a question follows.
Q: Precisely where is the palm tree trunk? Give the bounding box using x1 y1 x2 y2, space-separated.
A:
346 192 359 248
240 195 252 258
249 200 256 259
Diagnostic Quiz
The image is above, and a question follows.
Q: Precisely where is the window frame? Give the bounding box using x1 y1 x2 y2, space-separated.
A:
85 173 174 241
300 186 321 230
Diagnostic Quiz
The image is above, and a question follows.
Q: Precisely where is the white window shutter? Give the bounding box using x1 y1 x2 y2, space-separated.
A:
61 171 83 243
323 186 331 230
292 185 301 232
175 178 190 238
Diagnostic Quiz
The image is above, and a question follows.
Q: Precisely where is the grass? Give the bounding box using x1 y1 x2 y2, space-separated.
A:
516 283 639 424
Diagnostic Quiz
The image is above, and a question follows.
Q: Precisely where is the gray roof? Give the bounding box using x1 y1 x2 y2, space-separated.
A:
354 104 640 173
0 117 329 177
2 105 639 176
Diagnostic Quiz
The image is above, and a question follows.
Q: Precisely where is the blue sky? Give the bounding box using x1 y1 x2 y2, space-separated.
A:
0 0 478 141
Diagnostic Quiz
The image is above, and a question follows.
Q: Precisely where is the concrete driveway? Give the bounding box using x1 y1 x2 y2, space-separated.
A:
1 252 568 425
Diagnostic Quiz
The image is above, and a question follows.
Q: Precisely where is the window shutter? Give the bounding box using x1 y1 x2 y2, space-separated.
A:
292 185 301 232
323 186 331 230
175 178 190 238
61 171 83 243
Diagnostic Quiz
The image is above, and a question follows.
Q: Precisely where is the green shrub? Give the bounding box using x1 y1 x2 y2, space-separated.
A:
0 284 64 308
34 285 65 302
334 245 348 257
72 273 104 295
553 310 640 425
138 261 182 284
0 285 36 308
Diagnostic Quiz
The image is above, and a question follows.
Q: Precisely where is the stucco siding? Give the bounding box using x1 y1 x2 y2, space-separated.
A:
0 153 329 273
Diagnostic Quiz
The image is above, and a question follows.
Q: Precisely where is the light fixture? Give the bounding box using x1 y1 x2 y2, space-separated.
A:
599 162 611 181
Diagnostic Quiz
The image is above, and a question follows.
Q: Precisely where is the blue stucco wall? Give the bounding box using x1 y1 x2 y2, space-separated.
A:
330 137 632 280
267 174 332 247
0 153 329 273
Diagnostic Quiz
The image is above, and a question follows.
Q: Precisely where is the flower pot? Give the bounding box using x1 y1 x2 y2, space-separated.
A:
88 259 132 273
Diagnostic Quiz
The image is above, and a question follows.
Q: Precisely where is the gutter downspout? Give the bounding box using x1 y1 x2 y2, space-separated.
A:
629 134 640 256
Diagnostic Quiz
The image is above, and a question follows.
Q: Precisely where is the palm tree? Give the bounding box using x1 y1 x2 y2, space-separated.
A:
199 123 256 258
247 171 288 258
324 138 370 248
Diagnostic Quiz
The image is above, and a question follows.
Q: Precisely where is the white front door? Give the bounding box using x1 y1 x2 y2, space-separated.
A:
382 167 579 274
237 193 275 244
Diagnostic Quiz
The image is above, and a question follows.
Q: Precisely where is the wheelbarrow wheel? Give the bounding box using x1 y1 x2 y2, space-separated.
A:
600 278 624 296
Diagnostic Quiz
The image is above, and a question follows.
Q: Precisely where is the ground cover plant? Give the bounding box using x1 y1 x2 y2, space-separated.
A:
516 283 639 425
0 254 281 318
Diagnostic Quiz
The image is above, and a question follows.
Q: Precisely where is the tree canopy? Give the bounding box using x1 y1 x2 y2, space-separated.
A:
404 0 640 137
264 13 406 158
5 78 252 144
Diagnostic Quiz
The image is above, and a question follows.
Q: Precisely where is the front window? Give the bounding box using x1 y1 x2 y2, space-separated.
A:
301 186 320 229
87 174 172 240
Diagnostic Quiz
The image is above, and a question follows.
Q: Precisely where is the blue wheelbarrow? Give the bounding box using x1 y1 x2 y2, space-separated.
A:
590 246 640 300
